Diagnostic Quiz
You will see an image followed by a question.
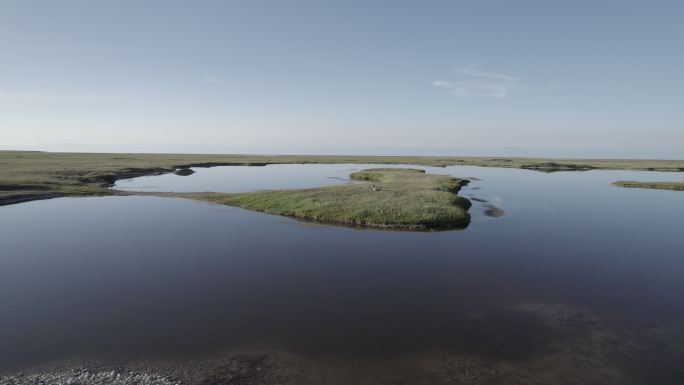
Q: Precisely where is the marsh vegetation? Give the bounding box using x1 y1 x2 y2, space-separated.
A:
186 168 472 230
612 180 684 191
2 151 683 208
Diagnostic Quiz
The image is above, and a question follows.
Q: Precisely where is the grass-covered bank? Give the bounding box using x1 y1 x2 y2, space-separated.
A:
2 150 684 206
612 180 684 191
185 168 471 230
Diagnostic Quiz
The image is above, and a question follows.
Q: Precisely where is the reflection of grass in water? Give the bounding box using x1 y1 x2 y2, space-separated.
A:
484 204 506 217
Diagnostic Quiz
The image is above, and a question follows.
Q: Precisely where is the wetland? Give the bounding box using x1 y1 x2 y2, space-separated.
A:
1 154 684 384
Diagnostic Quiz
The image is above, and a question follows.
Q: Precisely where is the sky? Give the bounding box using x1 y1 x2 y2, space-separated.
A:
1 0 682 158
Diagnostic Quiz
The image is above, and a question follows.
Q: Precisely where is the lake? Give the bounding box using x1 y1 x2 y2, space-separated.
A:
1 165 683 384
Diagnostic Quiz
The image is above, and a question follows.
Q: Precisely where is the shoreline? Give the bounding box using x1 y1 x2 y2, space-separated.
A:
611 180 684 191
3 301 681 385
2 151 683 209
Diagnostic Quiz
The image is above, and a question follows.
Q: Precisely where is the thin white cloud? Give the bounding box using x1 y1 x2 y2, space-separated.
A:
433 64 555 99
480 84 508 99
432 81 469 97
456 63 518 82
450 87 469 98
432 80 456 88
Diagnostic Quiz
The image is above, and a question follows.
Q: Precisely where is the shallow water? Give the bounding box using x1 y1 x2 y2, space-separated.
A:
2 165 684 383
114 163 413 192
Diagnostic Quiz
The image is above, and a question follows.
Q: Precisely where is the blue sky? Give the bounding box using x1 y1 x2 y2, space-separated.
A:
1 0 682 157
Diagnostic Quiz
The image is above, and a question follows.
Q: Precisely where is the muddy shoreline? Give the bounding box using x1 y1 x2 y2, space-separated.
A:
3 302 682 385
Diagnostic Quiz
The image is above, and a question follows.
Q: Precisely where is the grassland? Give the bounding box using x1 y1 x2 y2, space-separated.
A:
2 150 683 211
181 168 471 230
612 180 684 191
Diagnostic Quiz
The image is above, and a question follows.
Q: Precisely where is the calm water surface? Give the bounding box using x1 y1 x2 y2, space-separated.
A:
1 165 683 382
114 163 434 192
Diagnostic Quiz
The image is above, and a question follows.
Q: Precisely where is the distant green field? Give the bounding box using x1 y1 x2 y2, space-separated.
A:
1 150 683 210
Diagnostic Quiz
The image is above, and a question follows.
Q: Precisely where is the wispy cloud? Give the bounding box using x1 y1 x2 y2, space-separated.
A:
457 63 518 82
433 64 555 99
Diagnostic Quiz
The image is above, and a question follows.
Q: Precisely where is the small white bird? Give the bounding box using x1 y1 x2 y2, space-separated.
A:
372 185 381 191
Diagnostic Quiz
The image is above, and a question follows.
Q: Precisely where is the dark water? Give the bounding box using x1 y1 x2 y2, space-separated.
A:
1 166 684 382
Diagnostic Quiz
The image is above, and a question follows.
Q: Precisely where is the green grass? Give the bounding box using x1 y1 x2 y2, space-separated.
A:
186 168 471 230
612 180 684 191
2 150 683 207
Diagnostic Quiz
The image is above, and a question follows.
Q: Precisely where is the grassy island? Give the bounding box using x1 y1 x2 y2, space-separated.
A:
612 180 684 191
184 168 472 230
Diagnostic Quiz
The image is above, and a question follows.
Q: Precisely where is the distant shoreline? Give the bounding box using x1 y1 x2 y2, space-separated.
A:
612 180 684 191
1 151 683 209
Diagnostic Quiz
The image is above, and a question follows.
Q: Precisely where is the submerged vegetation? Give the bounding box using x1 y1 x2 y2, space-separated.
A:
612 180 684 191
186 168 472 230
483 205 506 217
